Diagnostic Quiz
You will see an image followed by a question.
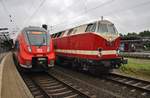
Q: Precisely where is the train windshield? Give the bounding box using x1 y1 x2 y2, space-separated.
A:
26 31 50 46
97 23 118 34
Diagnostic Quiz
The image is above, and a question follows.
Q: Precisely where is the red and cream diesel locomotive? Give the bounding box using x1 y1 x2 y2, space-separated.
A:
13 26 55 71
51 19 127 73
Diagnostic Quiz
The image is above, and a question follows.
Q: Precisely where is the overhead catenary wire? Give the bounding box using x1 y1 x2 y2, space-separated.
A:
0 0 13 23
51 0 150 32
0 0 19 38
52 0 115 28
22 0 47 28
57 0 86 15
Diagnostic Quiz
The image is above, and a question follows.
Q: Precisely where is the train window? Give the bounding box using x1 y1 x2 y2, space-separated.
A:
67 29 73 35
85 23 96 32
14 40 19 51
98 23 108 33
86 24 93 32
51 34 54 38
107 24 116 34
72 29 77 34
54 33 58 38
53 33 57 38
60 31 65 37
98 23 117 34
57 32 62 37
25 31 49 46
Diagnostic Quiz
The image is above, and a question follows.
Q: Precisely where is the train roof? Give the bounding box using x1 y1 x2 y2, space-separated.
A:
22 26 47 32
53 19 114 34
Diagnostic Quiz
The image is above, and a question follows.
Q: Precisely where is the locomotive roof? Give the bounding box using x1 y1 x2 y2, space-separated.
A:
53 19 113 34
22 26 47 32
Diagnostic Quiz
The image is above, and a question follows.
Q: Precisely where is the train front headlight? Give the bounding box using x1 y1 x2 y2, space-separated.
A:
27 46 31 52
98 48 102 57
47 47 50 52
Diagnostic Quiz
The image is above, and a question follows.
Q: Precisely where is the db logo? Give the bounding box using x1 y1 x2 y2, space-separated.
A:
37 49 43 52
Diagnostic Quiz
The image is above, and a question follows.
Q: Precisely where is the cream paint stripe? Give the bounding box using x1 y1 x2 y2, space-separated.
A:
55 49 98 55
55 49 117 55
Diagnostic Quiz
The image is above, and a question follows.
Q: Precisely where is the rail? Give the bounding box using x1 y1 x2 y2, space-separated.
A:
21 72 96 98
106 73 150 93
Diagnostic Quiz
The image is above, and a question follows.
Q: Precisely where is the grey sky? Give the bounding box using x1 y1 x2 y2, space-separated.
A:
0 0 150 38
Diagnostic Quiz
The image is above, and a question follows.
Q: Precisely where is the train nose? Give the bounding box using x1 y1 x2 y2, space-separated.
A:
30 46 48 54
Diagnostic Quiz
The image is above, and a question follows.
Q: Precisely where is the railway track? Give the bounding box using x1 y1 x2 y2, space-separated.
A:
106 73 150 94
21 72 96 98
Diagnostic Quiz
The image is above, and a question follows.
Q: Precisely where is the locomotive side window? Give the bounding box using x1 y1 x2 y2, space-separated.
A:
51 34 54 38
72 28 77 34
53 33 57 38
67 29 73 35
85 23 96 32
56 32 62 38
60 31 65 37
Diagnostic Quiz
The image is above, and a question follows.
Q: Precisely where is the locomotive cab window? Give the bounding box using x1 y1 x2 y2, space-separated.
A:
85 23 96 32
98 22 117 34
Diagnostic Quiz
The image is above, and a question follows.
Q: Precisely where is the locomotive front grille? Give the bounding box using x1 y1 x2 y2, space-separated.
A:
32 57 48 69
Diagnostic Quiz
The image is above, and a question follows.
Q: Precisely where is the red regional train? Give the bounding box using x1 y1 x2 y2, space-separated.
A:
13 26 55 71
51 19 127 73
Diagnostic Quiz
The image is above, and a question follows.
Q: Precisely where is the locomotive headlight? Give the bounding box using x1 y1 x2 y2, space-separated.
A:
117 49 120 54
109 38 112 41
108 36 113 41
28 46 31 52
98 48 102 57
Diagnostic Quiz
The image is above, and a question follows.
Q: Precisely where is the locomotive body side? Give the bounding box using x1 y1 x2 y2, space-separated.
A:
52 20 127 73
14 27 55 71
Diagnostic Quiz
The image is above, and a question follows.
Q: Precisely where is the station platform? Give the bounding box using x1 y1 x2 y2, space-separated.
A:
0 52 33 98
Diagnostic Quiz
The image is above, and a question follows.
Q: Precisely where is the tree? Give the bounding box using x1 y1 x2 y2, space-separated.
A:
139 30 150 37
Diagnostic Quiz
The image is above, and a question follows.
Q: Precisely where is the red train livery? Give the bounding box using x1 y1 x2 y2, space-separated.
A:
51 19 127 73
13 26 55 71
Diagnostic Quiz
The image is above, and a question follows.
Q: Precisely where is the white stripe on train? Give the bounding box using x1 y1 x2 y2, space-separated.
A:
55 49 117 56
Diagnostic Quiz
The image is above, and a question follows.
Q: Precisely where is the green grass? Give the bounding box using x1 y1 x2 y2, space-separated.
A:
120 58 150 79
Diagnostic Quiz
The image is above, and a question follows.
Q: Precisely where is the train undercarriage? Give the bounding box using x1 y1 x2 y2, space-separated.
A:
56 55 127 74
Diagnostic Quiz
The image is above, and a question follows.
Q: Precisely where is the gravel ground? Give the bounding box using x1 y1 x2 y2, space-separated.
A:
49 66 150 98
113 69 150 81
